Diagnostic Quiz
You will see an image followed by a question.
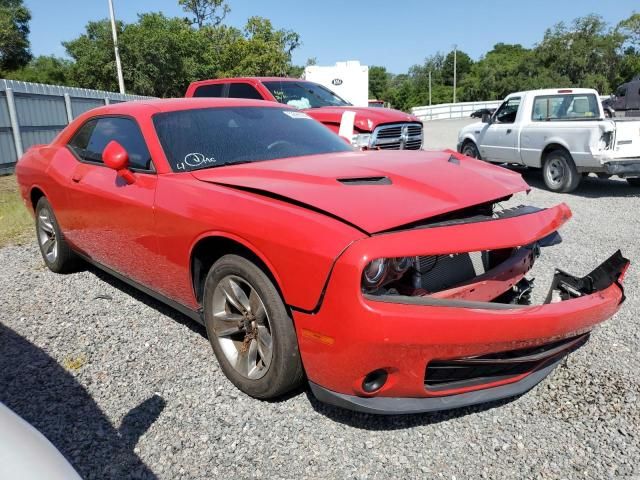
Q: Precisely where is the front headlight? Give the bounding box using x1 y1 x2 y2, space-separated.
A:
363 258 388 289
362 257 412 292
352 133 372 149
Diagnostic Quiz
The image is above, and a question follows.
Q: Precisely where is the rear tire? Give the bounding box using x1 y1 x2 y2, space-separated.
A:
35 197 80 273
461 141 480 159
203 254 304 399
542 150 581 193
627 178 640 187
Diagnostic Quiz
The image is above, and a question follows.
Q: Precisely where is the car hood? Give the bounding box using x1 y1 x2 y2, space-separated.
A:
190 150 529 234
304 106 420 132
460 121 485 135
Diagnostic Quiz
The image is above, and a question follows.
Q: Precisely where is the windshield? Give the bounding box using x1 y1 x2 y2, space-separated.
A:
532 94 601 121
153 107 352 172
263 81 351 109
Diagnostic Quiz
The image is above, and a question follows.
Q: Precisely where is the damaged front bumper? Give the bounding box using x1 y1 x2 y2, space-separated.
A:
295 204 629 414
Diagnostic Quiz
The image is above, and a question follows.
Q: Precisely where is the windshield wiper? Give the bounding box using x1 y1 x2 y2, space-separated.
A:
190 160 254 171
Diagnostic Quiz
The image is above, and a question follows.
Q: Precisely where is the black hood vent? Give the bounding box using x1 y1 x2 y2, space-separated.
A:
337 176 392 186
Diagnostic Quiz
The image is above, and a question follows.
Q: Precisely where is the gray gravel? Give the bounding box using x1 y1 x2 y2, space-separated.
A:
1 173 639 479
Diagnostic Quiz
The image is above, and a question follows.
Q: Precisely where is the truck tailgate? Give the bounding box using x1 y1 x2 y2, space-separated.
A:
613 120 640 159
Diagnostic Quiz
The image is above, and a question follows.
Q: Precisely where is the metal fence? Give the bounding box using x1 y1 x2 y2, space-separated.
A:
0 79 151 174
412 100 503 122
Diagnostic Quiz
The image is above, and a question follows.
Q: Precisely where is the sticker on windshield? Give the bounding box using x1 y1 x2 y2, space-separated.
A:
283 110 312 120
176 152 216 170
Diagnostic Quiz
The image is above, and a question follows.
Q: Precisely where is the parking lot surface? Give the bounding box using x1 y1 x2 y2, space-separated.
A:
1 173 638 479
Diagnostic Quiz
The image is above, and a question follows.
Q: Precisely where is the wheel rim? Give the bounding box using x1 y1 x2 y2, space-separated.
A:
463 145 477 158
37 207 58 263
545 157 565 187
211 275 273 379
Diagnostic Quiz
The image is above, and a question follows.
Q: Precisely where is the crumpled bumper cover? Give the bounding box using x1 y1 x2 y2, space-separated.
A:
294 204 629 414
604 159 640 176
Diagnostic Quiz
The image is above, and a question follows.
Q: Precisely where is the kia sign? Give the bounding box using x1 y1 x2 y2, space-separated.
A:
332 78 343 86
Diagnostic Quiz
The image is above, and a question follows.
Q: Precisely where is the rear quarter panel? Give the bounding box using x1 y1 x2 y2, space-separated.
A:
15 145 69 217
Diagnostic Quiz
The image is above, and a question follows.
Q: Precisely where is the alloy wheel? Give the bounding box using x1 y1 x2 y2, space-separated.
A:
37 207 58 263
211 275 273 379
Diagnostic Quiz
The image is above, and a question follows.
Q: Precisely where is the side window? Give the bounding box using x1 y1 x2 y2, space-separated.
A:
494 97 521 124
228 83 263 100
68 117 153 171
68 119 99 161
193 84 224 97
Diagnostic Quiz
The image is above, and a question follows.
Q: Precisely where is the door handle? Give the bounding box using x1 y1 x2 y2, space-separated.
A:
506 129 512 134
72 173 83 183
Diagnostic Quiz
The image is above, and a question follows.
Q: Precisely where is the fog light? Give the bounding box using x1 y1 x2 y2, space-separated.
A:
362 369 388 393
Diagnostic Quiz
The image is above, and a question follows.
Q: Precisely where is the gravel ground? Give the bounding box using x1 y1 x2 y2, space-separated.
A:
1 173 639 479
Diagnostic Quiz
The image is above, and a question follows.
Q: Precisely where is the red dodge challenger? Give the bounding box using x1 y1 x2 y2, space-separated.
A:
16 98 629 414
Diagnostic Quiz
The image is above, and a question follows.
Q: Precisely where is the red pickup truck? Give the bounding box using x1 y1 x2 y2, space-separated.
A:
186 77 423 150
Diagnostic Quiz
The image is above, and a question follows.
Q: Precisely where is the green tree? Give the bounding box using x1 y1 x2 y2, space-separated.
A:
210 17 300 77
179 0 230 28
535 15 624 94
0 0 31 72
63 19 122 92
459 43 569 101
5 55 75 85
442 50 473 86
61 13 301 96
368 65 389 100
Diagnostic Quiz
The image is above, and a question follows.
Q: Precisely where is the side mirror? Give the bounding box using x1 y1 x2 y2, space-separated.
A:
481 112 492 124
103 140 135 184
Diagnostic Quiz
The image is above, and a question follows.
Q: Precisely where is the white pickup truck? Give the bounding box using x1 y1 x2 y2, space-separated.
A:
457 88 640 192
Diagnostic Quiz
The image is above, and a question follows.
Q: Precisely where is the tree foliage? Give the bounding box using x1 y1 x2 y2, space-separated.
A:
179 0 229 28
375 13 640 111
59 13 300 97
5 55 75 85
0 0 31 72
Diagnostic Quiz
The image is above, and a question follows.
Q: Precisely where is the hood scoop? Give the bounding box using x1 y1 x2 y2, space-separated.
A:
337 176 392 186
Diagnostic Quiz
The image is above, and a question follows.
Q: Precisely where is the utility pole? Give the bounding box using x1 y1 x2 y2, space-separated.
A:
428 70 432 106
453 45 457 104
108 0 125 94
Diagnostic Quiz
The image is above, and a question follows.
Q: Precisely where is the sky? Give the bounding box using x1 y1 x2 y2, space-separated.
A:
24 0 639 74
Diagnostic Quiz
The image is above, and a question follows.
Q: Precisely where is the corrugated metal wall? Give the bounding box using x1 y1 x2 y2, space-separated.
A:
0 79 151 174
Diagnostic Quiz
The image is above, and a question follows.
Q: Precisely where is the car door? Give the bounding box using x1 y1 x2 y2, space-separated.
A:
63 116 161 289
478 96 521 163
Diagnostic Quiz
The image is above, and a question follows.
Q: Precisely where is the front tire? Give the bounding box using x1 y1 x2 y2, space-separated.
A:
203 254 304 399
35 197 80 273
542 150 581 193
461 141 480 159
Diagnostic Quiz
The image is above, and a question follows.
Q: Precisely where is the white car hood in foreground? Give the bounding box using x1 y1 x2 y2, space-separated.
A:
0 402 81 480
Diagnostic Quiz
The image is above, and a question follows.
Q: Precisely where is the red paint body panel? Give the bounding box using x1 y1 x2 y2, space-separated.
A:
15 98 627 407
294 206 622 398
185 77 420 133
151 174 363 310
191 149 529 233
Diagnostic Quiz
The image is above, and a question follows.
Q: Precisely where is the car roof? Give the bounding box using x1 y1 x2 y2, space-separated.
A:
191 77 306 86
506 88 599 98
79 97 287 117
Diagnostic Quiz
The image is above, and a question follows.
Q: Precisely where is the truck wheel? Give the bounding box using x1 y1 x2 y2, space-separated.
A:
203 254 304 399
461 141 480 159
627 178 640 187
542 150 581 193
